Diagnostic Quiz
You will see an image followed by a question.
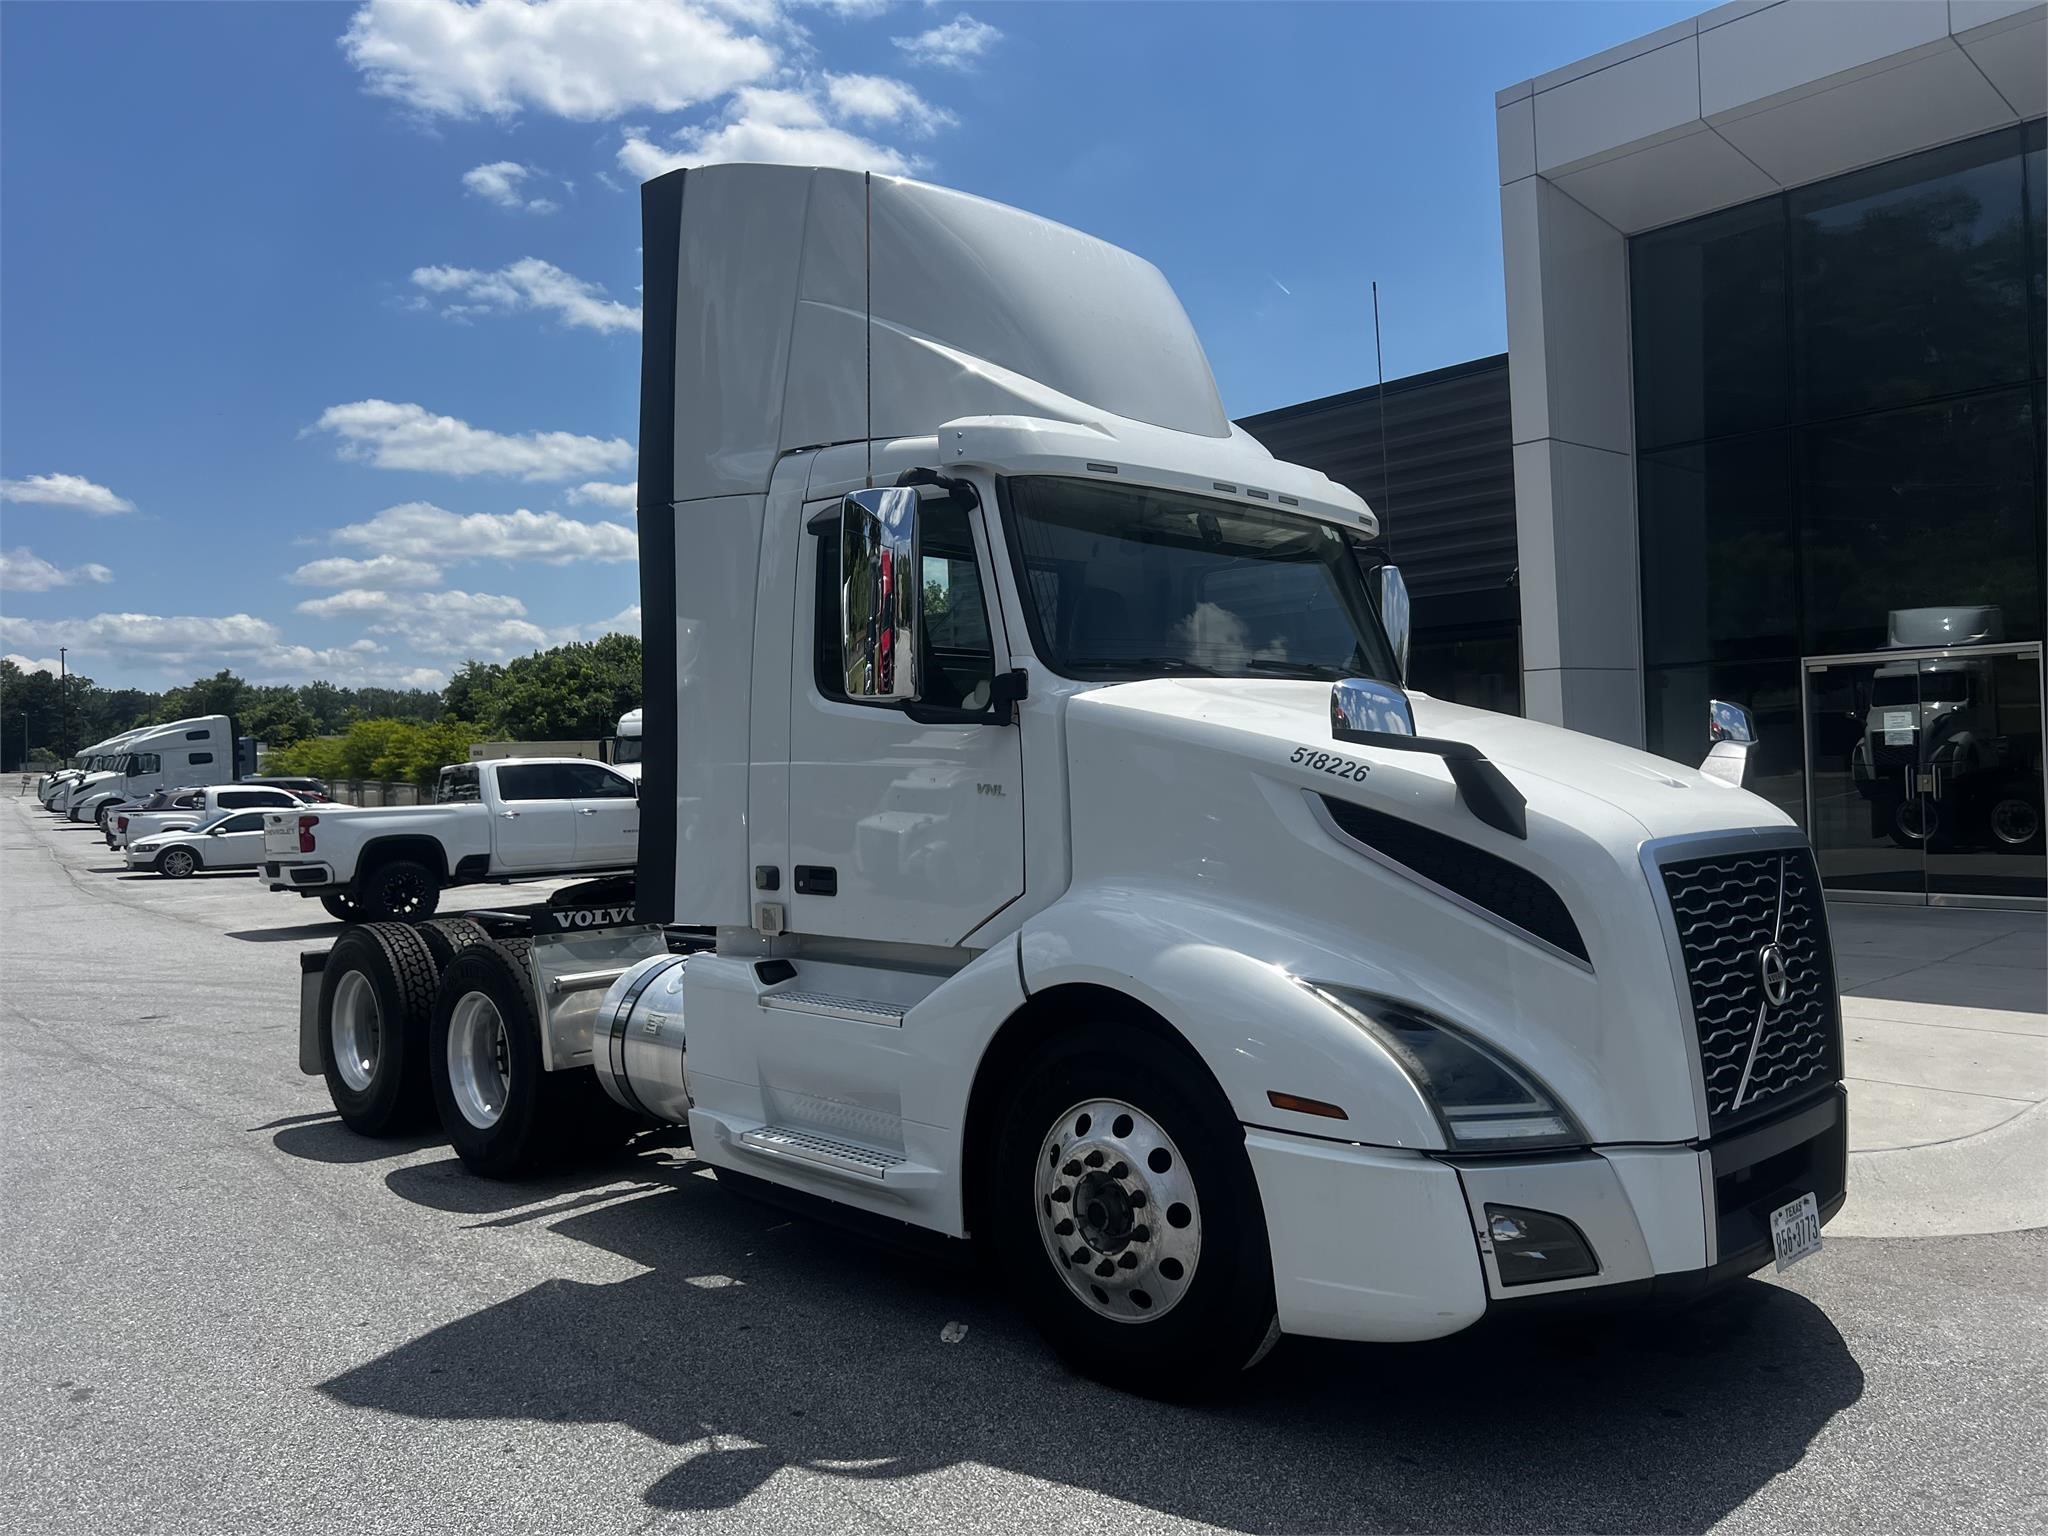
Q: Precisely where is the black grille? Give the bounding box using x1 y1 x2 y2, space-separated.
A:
1661 846 1841 1129
1322 797 1588 962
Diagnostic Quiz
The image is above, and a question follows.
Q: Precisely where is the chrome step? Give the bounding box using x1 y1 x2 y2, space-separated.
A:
737 1125 906 1180
758 990 907 1027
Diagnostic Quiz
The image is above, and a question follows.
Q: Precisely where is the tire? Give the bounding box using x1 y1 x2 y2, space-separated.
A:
358 859 441 923
1988 785 2043 852
985 1026 1278 1397
156 846 200 879
320 892 363 922
317 921 440 1135
415 916 491 970
96 801 120 833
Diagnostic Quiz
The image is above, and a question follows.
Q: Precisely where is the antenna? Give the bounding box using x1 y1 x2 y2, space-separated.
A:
864 172 874 489
1371 280 1391 533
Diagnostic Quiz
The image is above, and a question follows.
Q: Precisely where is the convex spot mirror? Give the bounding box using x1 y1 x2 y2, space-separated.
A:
1701 697 1759 788
840 486 922 704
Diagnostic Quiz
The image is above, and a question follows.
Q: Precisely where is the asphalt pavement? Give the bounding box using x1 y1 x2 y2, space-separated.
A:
2 792 2044 1534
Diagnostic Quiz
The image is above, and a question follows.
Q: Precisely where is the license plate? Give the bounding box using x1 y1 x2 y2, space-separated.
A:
1769 1191 1823 1272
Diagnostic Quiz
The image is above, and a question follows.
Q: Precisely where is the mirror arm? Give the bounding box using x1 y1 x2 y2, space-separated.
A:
901 669 1028 728
1330 725 1529 839
894 467 980 510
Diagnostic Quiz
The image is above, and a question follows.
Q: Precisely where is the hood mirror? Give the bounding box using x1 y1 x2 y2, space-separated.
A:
1331 677 1415 738
1378 565 1411 685
1329 676 1527 839
839 486 921 704
1701 698 1758 788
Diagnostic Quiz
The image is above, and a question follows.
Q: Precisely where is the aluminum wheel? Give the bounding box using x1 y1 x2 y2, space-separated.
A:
447 991 511 1130
1991 796 2040 847
1033 1097 1202 1324
158 846 197 878
330 968 382 1093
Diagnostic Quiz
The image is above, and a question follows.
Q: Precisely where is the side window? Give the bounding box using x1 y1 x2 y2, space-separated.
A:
259 790 295 805
559 762 636 798
188 752 214 766
186 730 208 740
812 497 997 711
437 765 481 803
218 791 257 809
496 763 570 801
218 813 266 834
176 792 202 808
129 753 161 775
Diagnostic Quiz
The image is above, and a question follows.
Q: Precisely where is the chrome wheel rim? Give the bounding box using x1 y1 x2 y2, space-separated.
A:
1033 1097 1201 1324
448 992 510 1130
161 848 196 877
1991 797 2038 847
331 969 381 1093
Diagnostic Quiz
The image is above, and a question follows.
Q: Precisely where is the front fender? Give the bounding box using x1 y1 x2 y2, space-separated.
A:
1019 882 1444 1150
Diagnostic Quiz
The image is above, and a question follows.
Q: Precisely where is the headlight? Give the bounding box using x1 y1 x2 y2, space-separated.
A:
1308 985 1585 1152
132 843 159 853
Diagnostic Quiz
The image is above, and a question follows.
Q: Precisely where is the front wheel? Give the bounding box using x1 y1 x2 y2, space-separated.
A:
987 1029 1278 1397
156 846 199 879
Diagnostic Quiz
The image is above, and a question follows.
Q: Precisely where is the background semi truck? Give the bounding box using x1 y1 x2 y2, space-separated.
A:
294 165 1847 1395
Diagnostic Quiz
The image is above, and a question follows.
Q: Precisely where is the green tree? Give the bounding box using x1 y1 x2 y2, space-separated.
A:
155 669 251 725
447 634 641 740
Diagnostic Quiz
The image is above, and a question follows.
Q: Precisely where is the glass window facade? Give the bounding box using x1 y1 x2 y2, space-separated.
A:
1632 121 2047 820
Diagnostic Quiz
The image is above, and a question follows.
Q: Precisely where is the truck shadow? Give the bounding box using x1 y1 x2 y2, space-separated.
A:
272 1120 442 1164
225 922 347 943
320 1169 1865 1532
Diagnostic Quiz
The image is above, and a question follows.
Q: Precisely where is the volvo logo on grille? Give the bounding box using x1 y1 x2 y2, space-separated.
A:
1757 941 1791 1009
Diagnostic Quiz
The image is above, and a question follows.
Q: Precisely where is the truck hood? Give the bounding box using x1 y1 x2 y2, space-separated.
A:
1057 678 1802 1144
1076 677 1791 842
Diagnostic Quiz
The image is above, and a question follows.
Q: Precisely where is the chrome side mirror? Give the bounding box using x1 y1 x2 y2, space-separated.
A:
1331 677 1416 739
1378 565 1411 685
1708 699 1755 744
840 486 921 703
1701 698 1757 788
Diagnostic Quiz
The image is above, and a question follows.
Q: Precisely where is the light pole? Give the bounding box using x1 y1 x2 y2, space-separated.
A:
58 646 70 765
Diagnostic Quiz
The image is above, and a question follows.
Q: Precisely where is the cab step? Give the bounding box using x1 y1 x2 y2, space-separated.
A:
738 1124 905 1178
758 990 907 1027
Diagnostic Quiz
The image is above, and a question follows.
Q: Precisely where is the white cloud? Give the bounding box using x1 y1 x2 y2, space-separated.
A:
586 603 642 637
567 480 637 509
331 502 638 564
823 73 952 136
341 0 779 120
410 258 639 333
0 610 433 686
310 400 631 480
892 13 1000 70
1 547 114 593
4 654 62 676
462 160 557 213
0 473 135 516
618 86 915 178
295 586 558 661
288 554 445 588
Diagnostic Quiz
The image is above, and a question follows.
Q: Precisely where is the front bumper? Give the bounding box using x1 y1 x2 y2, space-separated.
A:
1248 1085 1847 1342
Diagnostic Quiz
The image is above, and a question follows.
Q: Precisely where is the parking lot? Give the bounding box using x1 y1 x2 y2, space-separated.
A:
2 789 2044 1535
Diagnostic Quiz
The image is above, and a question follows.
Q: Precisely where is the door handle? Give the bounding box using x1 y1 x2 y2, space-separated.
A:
577 807 598 815
499 810 520 819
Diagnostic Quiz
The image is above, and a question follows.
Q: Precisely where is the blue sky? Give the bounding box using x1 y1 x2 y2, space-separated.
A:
0 0 1698 692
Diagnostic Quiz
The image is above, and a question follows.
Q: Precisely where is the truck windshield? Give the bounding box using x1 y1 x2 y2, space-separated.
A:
612 737 643 765
1002 476 1400 684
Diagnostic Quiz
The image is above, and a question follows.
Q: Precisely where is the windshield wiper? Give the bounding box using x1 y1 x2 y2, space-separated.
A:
1070 657 1223 677
1238 658 1351 681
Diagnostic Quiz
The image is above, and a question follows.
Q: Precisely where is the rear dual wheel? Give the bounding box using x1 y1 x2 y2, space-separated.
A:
318 922 441 1135
427 938 639 1179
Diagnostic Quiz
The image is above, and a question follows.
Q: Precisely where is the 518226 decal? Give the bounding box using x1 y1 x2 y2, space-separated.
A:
1288 746 1371 782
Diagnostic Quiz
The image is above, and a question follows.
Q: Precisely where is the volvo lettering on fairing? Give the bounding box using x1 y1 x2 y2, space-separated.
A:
285 165 1849 1398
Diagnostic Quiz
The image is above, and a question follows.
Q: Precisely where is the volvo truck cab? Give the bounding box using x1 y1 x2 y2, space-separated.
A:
62 715 231 828
296 166 1847 1395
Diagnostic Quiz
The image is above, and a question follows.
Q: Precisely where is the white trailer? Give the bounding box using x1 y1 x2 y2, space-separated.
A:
296 166 1847 1395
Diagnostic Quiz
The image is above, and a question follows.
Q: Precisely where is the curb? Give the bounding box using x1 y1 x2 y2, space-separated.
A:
1830 1097 2048 1238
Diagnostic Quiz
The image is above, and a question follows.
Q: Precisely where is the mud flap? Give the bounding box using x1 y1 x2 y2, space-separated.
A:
298 950 327 1076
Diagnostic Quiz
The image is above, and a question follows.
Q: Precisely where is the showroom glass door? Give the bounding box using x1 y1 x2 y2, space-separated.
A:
1803 645 2045 906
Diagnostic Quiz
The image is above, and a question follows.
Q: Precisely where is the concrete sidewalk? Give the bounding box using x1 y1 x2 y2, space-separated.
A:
1828 901 2047 1236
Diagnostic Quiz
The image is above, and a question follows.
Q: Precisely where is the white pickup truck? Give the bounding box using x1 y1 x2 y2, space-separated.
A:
262 757 639 922
112 782 308 850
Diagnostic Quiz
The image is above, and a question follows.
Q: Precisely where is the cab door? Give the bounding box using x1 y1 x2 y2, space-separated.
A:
491 763 580 871
561 761 640 868
784 490 1025 946
201 812 270 869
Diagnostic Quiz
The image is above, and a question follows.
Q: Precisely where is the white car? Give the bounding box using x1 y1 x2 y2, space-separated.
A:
127 810 270 878
113 783 307 850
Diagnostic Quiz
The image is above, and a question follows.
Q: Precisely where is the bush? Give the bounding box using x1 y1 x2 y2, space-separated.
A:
267 718 482 789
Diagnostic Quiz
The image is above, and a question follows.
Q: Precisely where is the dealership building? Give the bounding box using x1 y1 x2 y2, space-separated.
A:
1259 0 2044 906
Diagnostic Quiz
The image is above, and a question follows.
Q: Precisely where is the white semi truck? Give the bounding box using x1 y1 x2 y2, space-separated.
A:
38 728 146 806
56 714 232 827
295 166 1846 1394
606 708 643 784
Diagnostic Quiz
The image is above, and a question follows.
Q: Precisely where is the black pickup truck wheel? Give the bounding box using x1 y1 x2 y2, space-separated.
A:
320 892 362 922
358 860 441 923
